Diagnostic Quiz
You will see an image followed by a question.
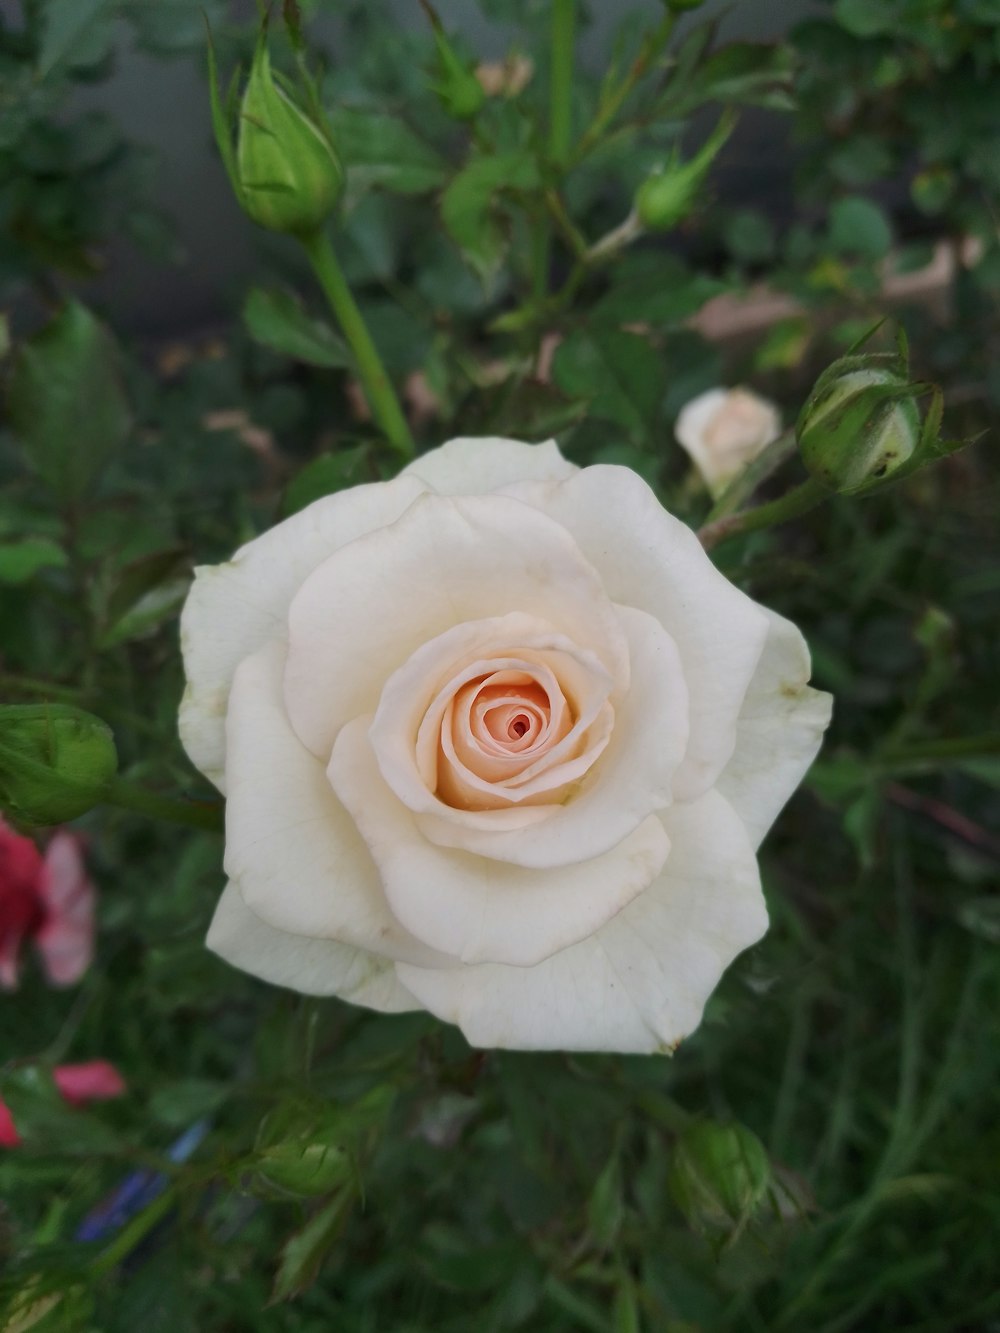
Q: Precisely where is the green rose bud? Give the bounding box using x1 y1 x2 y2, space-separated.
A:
420 0 485 121
255 1133 352 1198
0 704 117 826
668 1119 771 1235
208 23 344 237
797 338 927 496
635 111 735 232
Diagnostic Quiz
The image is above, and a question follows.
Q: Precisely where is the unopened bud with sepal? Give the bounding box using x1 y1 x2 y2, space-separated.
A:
797 327 973 497
668 1118 771 1237
420 0 485 121
208 17 344 237
635 112 735 232
0 705 117 826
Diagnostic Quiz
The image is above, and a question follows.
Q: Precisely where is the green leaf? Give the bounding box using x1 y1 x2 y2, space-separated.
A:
593 254 729 326
441 150 540 278
587 1152 625 1250
283 446 373 517
328 107 449 196
149 1078 228 1129
7 302 132 503
667 41 794 116
829 196 893 260
243 288 349 368
834 0 895 37
552 329 662 437
0 538 67 585
272 1193 354 1303
0 1067 123 1155
38 0 113 79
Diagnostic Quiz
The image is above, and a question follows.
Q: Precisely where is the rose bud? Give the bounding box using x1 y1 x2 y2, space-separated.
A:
797 352 924 498
668 1118 771 1235
635 111 735 232
209 22 344 237
675 387 782 498
0 704 117 827
421 0 485 122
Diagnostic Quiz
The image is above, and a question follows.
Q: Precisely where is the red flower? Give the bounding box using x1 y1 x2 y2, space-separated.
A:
0 818 95 989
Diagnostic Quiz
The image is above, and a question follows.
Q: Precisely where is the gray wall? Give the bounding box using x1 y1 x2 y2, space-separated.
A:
48 0 819 336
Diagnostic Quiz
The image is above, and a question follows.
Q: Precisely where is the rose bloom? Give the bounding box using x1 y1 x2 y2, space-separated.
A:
180 438 831 1053
675 387 782 497
0 818 95 990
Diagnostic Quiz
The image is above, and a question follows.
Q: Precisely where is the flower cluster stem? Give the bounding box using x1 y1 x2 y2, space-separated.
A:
698 477 831 550
299 228 415 459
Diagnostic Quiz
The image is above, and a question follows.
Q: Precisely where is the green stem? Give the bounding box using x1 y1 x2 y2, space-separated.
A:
107 778 224 833
697 477 831 550
299 228 414 459
703 429 799 522
877 733 1000 771
90 1187 178 1277
550 0 576 168
573 13 675 164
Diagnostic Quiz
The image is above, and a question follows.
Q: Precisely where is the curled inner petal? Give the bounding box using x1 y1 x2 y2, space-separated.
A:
367 614 621 824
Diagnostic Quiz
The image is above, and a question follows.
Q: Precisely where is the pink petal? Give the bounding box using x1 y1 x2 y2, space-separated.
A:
53 1060 126 1106
0 1098 20 1147
35 832 95 987
0 818 46 991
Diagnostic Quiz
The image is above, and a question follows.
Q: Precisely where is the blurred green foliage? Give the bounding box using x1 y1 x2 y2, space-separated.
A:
1 1 998 1330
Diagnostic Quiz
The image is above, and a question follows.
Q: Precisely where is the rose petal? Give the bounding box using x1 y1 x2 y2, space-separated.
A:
396 790 766 1051
53 1061 125 1106
505 466 771 802
329 716 670 966
401 435 577 495
415 604 689 870
208 881 420 1011
223 639 449 968
35 833 95 987
0 1099 20 1147
179 473 428 789
716 607 833 849
284 493 629 763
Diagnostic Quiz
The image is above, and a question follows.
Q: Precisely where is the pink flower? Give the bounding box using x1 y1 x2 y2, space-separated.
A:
0 1061 126 1147
52 1060 127 1105
0 818 95 989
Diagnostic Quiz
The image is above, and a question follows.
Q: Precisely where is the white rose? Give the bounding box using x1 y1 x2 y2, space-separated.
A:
179 437 831 1053
675 387 782 497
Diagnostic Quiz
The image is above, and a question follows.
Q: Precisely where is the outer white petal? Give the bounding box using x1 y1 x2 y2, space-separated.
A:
397 790 766 1053
400 436 577 495
716 607 833 849
223 639 448 968
415 605 689 870
207 882 420 1011
329 715 670 967
179 473 428 789
506 466 770 802
284 492 629 763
